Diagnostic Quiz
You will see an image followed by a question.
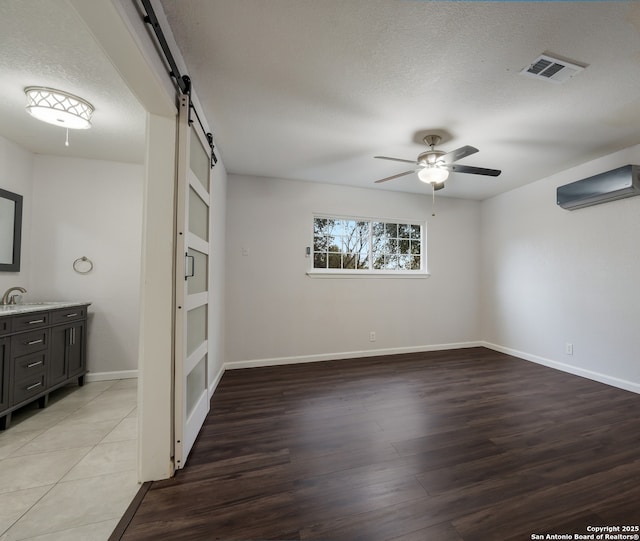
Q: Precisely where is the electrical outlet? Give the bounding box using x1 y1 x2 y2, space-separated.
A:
369 331 376 342
565 343 573 355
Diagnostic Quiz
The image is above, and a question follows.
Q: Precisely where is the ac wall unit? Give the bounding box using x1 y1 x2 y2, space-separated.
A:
556 164 640 210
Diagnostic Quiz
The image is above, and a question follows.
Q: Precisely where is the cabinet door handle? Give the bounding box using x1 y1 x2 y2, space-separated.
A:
26 381 42 391
27 319 45 325
26 339 44 345
66 313 78 318
27 360 43 368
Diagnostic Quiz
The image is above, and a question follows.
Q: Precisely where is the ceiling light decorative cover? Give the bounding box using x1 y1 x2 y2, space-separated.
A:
24 87 94 129
418 166 449 185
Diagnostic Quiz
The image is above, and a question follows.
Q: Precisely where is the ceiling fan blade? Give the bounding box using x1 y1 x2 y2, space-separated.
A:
439 145 479 164
374 170 416 183
447 164 502 177
374 156 418 165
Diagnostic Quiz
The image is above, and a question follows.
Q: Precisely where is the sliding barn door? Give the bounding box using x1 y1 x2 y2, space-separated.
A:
174 94 211 469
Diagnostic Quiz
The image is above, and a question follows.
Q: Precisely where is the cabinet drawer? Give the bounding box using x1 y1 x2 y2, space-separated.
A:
50 307 86 325
11 329 49 357
13 351 47 382
12 312 49 332
13 373 46 405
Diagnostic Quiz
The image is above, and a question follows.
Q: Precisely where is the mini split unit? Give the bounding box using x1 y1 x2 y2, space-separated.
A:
557 165 640 210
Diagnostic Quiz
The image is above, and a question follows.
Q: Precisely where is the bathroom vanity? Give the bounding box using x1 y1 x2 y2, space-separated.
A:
0 302 90 430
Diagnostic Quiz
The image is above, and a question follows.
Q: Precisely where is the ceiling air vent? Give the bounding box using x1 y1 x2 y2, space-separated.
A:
521 54 586 83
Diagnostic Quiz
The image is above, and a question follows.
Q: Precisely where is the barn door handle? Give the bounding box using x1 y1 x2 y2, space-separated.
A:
185 254 195 280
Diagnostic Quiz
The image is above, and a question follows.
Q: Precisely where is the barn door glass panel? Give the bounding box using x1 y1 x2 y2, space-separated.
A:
190 126 210 192
186 304 207 357
186 355 207 417
187 248 208 295
189 186 209 241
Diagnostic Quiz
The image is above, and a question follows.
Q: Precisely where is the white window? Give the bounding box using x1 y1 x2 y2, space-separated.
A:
311 215 426 275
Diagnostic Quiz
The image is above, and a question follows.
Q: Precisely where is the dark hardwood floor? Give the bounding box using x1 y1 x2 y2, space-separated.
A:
120 347 640 540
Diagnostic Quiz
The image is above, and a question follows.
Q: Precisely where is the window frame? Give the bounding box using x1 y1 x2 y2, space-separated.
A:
307 213 430 278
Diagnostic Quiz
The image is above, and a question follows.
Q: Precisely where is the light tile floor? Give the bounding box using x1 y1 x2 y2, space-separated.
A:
0 379 139 541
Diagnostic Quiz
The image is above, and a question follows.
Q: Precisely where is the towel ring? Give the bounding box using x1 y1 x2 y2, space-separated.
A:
73 256 94 274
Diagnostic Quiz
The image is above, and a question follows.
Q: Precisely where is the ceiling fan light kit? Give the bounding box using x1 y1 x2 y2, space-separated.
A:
374 133 501 191
418 166 449 185
24 87 94 130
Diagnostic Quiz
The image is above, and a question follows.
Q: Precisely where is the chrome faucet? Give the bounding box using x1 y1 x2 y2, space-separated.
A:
1 287 27 305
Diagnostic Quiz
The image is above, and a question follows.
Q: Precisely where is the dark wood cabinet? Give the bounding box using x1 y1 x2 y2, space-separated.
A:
12 311 49 333
67 322 86 380
0 303 89 430
50 320 86 387
49 324 68 388
0 336 9 414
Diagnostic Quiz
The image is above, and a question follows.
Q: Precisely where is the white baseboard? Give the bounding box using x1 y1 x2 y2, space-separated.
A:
85 369 138 382
224 341 483 370
482 342 640 395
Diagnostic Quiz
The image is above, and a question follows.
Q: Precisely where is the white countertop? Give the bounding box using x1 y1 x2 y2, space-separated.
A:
0 302 90 317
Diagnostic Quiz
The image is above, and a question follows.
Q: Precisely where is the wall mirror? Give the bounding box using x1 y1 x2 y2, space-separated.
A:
0 188 23 272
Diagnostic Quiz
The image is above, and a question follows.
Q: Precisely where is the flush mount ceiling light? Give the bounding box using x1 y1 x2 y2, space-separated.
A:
24 87 94 130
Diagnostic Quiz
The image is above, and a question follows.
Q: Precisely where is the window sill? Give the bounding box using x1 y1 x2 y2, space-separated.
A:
306 271 431 279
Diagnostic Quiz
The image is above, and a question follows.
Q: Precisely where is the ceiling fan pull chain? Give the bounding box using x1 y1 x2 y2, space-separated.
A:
65 128 69 147
432 184 436 216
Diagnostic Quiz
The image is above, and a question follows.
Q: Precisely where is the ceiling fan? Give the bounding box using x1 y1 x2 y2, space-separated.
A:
374 135 501 190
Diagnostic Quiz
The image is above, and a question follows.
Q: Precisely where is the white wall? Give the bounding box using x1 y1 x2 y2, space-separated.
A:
226 175 481 365
481 145 640 392
30 155 143 376
0 135 33 293
137 112 176 481
1 139 143 377
208 161 227 388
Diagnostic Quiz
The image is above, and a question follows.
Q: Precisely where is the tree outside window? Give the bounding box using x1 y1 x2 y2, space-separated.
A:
313 216 423 272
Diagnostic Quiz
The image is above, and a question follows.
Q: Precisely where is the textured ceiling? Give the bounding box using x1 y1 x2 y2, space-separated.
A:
2 1 640 199
160 0 640 199
0 0 145 164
